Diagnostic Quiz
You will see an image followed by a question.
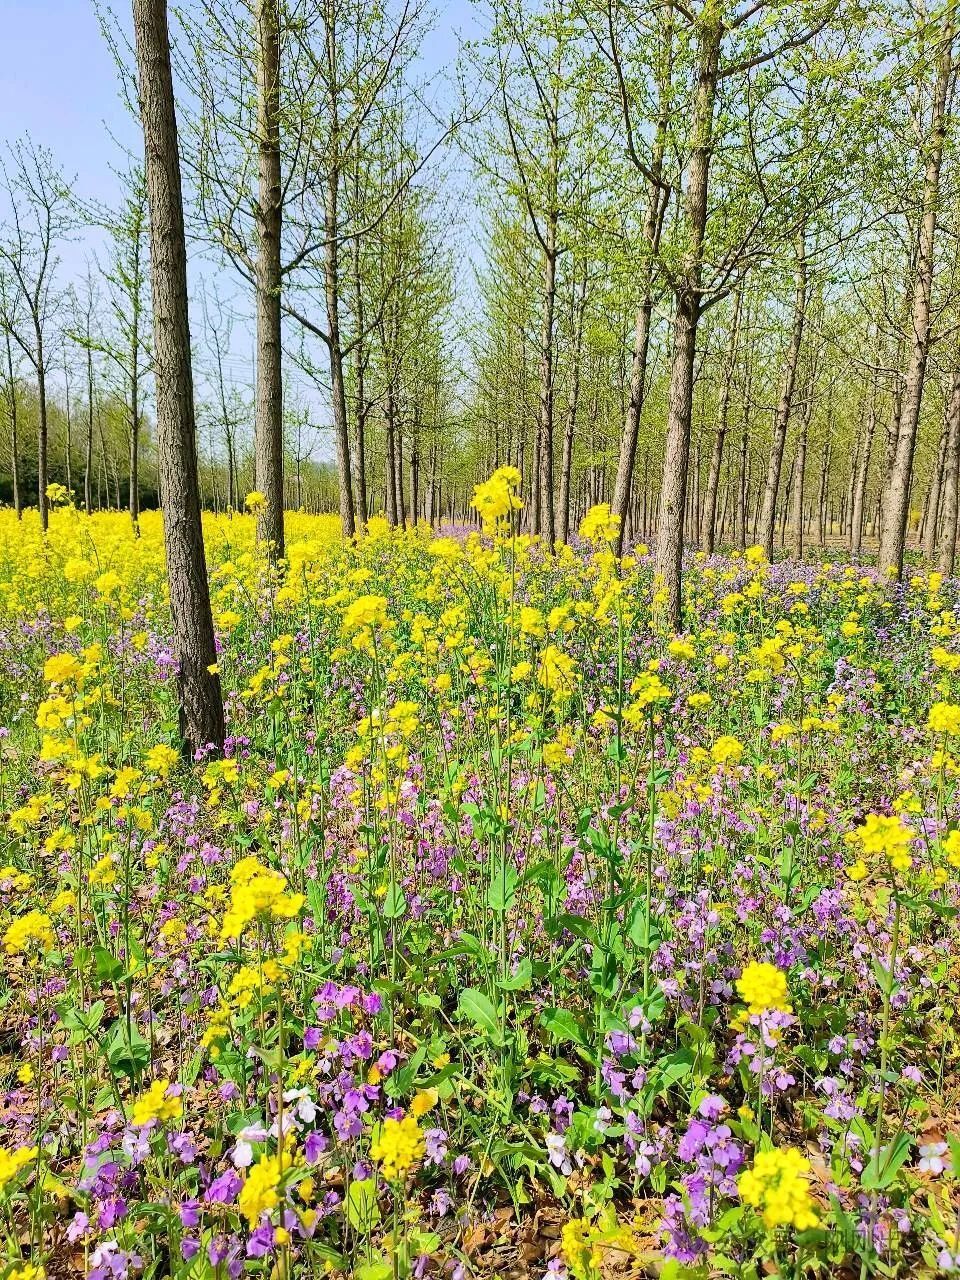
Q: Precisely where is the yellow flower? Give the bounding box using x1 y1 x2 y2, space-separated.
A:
238 1153 282 1225
932 646 960 672
369 1114 425 1180
410 1088 439 1118
928 702 960 736
561 1217 602 1279
943 830 960 869
668 638 696 662
145 743 179 775
3 910 55 955
342 595 388 634
737 1147 819 1231
519 606 545 638
219 857 304 942
624 673 671 723
43 652 82 685
95 571 123 597
852 813 914 873
0 1145 37 1194
428 537 461 560
244 490 267 512
736 961 791 1015
9 1265 45 1280
48 888 76 914
131 1079 183 1127
578 503 620 544
538 645 578 699
471 468 523 524
711 735 744 766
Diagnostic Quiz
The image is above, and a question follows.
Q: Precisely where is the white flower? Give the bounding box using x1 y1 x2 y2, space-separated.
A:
231 1122 268 1168
283 1087 317 1123
546 1131 572 1176
918 1141 950 1175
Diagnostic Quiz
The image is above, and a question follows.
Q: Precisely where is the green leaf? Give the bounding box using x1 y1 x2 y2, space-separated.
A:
457 988 499 1037
382 881 406 920
498 957 533 991
355 1259 391 1280
94 945 124 984
626 899 659 950
862 1132 913 1190
105 1021 151 1081
541 1006 588 1046
346 1178 381 1233
487 859 519 913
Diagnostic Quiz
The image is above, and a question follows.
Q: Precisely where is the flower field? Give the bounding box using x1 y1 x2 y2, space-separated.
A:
1 490 959 1280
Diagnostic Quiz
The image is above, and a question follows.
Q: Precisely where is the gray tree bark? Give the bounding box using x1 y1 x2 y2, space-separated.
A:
937 368 960 574
254 0 285 556
132 0 225 754
879 15 954 579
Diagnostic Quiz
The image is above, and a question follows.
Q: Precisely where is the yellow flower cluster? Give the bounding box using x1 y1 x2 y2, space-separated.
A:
131 1079 183 1127
578 503 620 544
736 961 791 1015
561 1217 603 1279
0 1145 37 1194
220 856 305 942
928 702 960 736
369 1114 425 1180
238 1152 282 1225
538 644 578 699
3 910 55 955
342 594 389 635
711 734 744 766
471 466 523 525
850 813 914 874
738 1147 820 1231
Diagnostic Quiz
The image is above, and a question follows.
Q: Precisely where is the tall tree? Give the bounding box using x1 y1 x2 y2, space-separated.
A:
878 5 955 580
0 139 70 531
131 0 225 753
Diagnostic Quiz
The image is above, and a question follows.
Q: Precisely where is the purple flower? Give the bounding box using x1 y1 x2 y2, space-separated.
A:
206 1169 242 1205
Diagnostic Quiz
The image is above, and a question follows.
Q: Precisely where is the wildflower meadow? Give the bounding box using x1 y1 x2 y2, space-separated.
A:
1 475 959 1280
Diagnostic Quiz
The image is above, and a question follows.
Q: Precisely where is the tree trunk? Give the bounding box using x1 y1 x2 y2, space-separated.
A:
653 11 719 627
536 216 558 547
36 330 49 531
84 342 94 515
850 369 878 557
350 234 369 525
758 238 808 557
791 423 808 559
610 26 671 554
132 0 225 754
4 330 21 517
656 294 698 623
323 175 355 538
253 0 285 556
704 286 741 554
385 383 398 524
923 426 948 561
879 14 954 579
816 437 831 548
396 428 406 527
937 367 960 573
559 273 585 542
63 352 73 496
410 446 420 526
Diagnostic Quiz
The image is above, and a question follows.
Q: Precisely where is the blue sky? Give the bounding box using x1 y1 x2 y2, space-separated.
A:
0 2 140 221
0 0 478 452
